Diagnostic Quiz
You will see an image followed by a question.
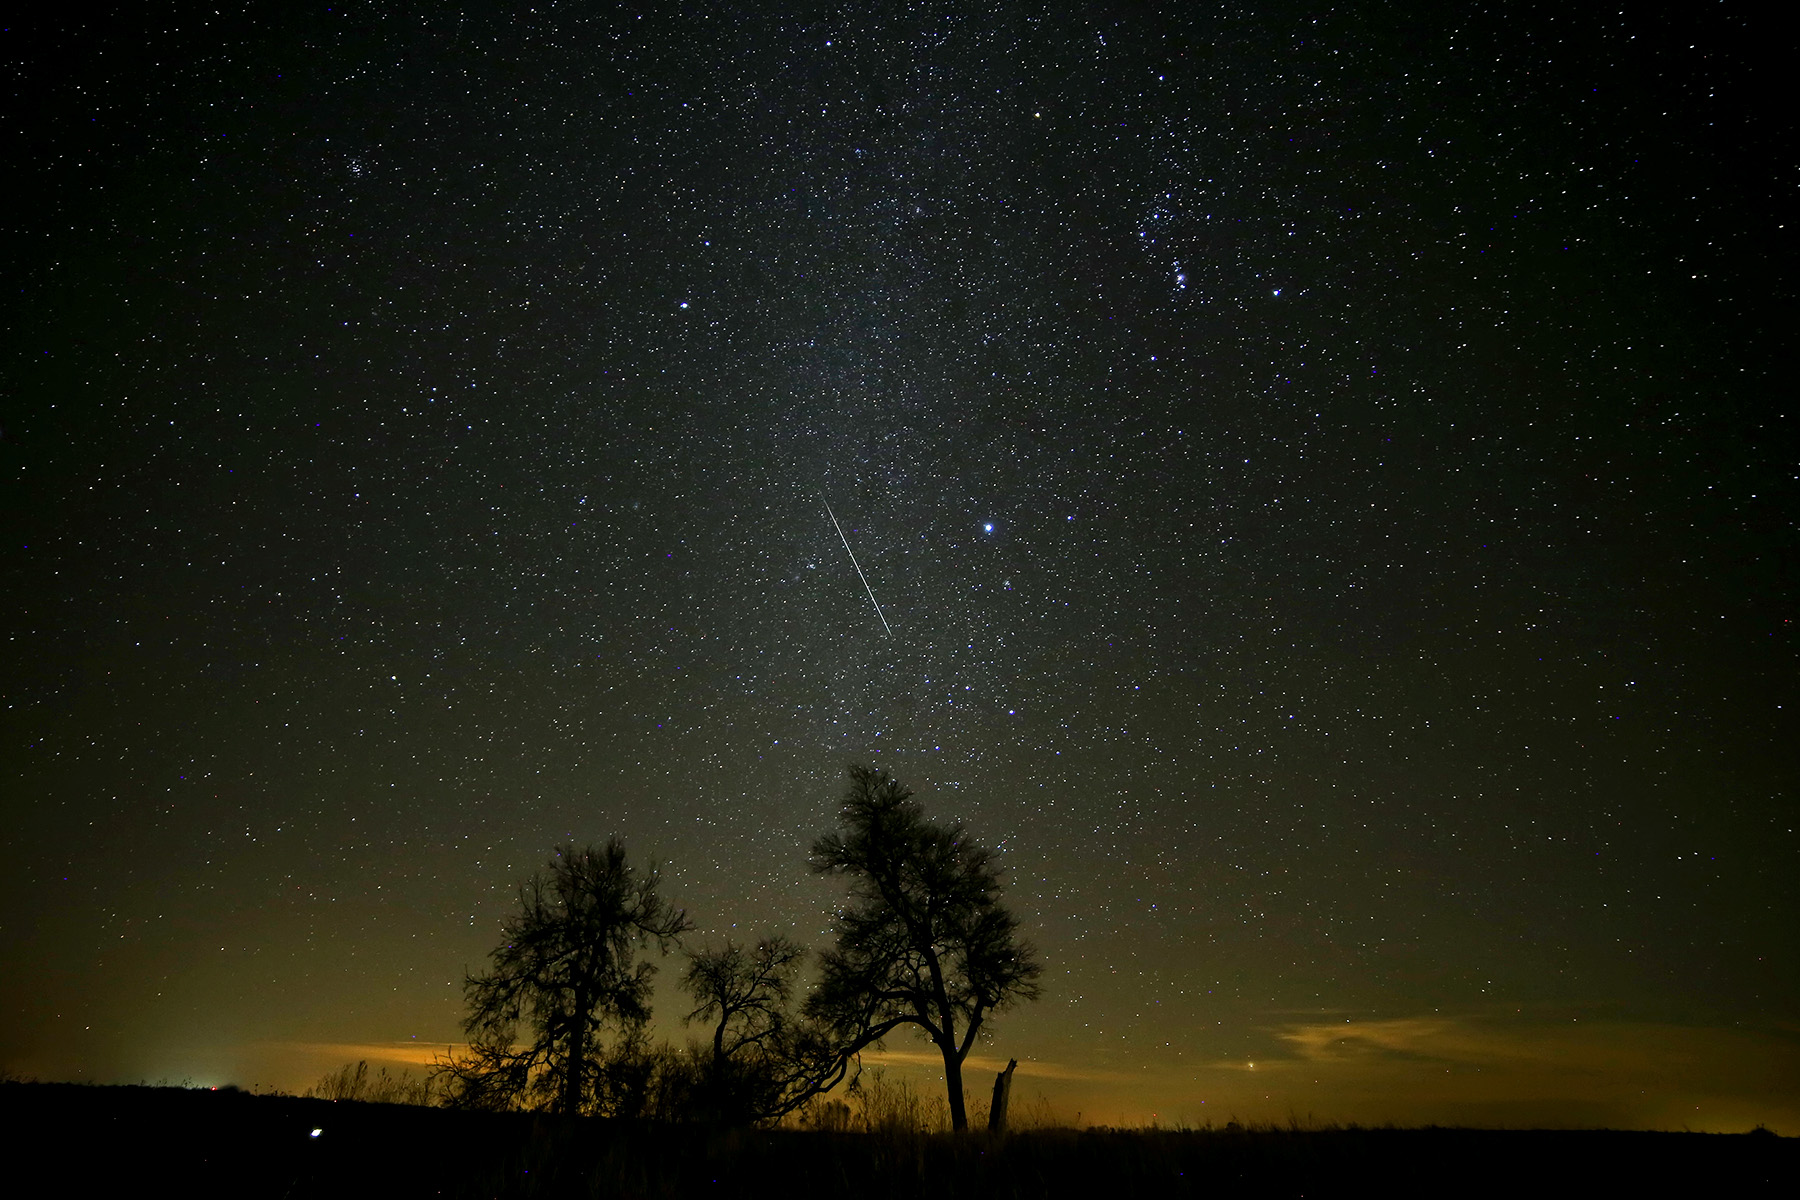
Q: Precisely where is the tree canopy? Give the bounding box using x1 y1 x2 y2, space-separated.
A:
681 935 834 1123
437 838 689 1115
685 936 804 1069
805 765 1042 1130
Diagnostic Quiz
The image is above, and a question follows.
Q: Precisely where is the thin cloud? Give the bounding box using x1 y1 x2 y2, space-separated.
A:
1176 1012 1800 1131
259 1040 454 1069
860 1048 1136 1085
1271 1014 1800 1084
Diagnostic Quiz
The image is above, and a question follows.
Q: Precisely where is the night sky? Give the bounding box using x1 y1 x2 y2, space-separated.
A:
4 2 1795 1131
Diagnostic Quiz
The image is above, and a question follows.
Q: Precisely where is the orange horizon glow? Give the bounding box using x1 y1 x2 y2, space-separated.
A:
11 1010 1793 1137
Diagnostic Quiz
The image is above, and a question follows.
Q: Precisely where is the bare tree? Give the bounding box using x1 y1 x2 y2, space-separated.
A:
682 936 802 1121
681 936 855 1123
685 936 805 1068
436 839 689 1115
805 765 1042 1131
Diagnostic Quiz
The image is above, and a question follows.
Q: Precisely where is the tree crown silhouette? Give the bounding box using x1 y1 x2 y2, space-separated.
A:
438 838 689 1115
805 764 1041 1130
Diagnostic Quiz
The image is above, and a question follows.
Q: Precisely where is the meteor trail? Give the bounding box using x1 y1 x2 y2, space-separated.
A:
823 495 892 637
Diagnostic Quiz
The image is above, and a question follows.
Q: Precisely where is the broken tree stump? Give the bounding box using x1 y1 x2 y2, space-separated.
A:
987 1059 1018 1133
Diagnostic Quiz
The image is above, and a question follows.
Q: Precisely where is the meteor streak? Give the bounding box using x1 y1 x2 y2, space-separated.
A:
823 495 892 637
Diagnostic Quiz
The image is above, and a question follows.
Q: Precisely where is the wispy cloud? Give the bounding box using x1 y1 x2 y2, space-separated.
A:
257 1040 456 1069
1175 1012 1800 1132
861 1048 1135 1084
1268 1013 1800 1085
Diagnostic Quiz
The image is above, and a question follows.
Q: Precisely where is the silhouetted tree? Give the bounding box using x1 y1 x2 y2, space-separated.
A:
436 839 689 1115
686 937 803 1067
806 765 1042 1131
682 935 856 1123
593 1027 697 1121
683 936 803 1121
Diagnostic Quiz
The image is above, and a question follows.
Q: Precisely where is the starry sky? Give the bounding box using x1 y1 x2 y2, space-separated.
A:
4 2 1795 1131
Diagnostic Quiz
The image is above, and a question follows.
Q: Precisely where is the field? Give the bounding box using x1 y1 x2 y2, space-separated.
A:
4 1080 1792 1198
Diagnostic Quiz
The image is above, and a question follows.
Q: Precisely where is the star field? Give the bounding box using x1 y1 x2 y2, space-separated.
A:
3 2 1794 1128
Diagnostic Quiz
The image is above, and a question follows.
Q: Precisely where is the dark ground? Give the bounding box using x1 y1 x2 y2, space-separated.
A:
3 1081 1792 1198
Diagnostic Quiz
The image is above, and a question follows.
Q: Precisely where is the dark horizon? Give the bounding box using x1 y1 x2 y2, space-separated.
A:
2 2 1794 1134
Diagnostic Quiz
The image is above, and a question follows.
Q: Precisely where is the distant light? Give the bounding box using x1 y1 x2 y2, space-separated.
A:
311 1128 323 1138
984 523 994 533
679 301 689 309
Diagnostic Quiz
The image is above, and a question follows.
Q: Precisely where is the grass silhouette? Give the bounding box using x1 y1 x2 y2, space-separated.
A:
3 1079 1793 1198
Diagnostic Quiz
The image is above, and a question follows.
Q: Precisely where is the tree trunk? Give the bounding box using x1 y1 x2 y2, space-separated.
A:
941 1043 968 1131
563 1040 583 1116
564 993 586 1115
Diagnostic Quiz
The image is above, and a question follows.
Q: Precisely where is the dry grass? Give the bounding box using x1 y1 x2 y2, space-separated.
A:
2 1079 1792 1198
